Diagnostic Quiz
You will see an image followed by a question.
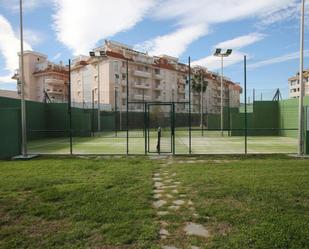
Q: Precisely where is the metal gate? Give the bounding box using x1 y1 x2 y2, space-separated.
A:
145 103 175 154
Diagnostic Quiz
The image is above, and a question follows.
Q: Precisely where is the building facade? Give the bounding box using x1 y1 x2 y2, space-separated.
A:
71 40 242 113
12 51 69 103
0 90 19 99
288 69 309 98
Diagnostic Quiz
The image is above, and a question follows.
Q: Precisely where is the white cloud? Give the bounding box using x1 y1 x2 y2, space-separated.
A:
193 51 245 71
52 0 156 54
215 33 265 50
258 1 309 28
52 52 62 61
192 33 265 70
134 0 294 59
0 15 32 83
23 29 44 45
153 0 296 26
134 24 208 57
248 50 309 69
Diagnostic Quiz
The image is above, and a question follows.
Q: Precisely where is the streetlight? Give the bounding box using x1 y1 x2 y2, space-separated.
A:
89 50 107 132
298 0 305 155
214 48 232 136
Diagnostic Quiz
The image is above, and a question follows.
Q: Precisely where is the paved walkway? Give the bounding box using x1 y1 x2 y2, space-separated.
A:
152 159 210 248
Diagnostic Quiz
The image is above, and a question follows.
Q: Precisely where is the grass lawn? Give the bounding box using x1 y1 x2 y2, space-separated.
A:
166 156 309 248
0 155 308 248
0 157 159 249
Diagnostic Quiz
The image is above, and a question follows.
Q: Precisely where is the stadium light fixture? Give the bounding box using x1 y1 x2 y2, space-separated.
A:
214 48 222 56
214 48 233 136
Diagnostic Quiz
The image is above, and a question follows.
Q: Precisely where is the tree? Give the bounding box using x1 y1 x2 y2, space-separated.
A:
192 70 208 128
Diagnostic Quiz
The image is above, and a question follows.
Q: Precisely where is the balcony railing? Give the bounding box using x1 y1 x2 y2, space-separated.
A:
45 79 65 85
134 94 151 101
133 70 151 78
133 83 151 89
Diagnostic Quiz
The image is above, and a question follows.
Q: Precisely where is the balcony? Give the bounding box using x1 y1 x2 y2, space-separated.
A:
153 96 163 101
153 84 163 90
178 79 186 85
134 94 151 101
133 70 151 78
47 90 63 95
154 73 163 80
133 83 151 89
178 89 185 94
45 78 65 85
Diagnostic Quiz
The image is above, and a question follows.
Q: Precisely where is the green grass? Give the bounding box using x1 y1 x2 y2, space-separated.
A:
0 157 159 249
27 130 298 155
168 156 309 248
1 156 308 248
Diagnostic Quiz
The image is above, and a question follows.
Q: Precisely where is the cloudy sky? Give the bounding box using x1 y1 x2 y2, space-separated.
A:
0 0 308 97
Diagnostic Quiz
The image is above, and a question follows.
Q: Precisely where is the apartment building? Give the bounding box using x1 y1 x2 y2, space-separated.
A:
0 90 20 99
12 51 69 103
71 40 242 114
288 69 309 98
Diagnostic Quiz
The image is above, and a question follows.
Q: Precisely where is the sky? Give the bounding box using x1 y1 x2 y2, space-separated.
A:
0 0 308 98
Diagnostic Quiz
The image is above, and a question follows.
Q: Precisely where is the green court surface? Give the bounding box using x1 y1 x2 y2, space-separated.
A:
28 130 297 155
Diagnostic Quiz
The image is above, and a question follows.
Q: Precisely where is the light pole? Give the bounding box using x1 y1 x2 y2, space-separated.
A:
89 50 106 132
214 48 232 136
298 0 305 155
19 0 27 157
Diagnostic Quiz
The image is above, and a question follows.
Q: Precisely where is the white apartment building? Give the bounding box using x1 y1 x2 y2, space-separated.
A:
12 51 69 103
71 40 242 113
288 69 309 98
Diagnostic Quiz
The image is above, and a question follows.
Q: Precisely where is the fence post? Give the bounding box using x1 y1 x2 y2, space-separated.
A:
244 55 247 155
68 59 73 155
188 57 192 154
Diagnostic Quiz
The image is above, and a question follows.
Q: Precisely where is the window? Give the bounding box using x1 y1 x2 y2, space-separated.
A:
122 73 126 80
114 61 119 73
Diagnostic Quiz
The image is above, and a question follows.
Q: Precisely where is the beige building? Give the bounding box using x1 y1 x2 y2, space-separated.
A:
12 51 69 103
288 69 309 98
0 90 20 99
71 40 242 113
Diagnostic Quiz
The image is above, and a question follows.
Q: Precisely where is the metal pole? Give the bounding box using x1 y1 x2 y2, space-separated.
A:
115 86 117 137
68 59 73 155
92 90 94 136
97 59 101 132
298 0 305 155
19 0 27 157
228 87 231 136
126 59 129 155
188 56 192 154
220 55 224 136
244 55 248 155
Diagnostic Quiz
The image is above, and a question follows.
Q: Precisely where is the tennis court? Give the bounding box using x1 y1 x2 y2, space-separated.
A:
27 129 298 155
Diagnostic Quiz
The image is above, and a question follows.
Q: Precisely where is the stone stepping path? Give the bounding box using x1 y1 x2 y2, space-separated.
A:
152 159 211 248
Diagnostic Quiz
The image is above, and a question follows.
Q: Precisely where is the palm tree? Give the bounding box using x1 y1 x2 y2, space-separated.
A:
192 70 208 128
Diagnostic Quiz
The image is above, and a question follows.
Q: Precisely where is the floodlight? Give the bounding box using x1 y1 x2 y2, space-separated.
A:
214 48 222 56
226 49 233 55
